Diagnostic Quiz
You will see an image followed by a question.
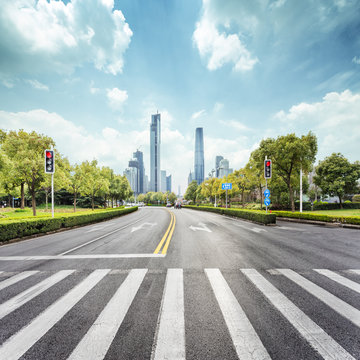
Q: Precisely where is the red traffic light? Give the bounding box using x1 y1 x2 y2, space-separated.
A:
46 151 53 158
266 161 270 166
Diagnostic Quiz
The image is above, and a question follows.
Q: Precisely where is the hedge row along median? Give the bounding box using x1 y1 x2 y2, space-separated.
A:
0 207 138 243
272 211 360 226
184 206 276 225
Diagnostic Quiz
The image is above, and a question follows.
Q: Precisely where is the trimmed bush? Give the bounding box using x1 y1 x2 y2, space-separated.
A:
352 194 360 203
272 211 360 226
184 205 276 225
0 207 138 242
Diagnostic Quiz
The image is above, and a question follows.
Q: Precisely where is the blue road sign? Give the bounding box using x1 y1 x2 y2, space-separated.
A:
264 198 271 206
222 183 232 190
264 189 270 197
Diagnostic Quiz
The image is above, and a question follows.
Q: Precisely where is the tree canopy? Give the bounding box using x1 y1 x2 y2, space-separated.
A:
314 153 360 207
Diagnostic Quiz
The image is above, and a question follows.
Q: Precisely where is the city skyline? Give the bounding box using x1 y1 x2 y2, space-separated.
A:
1 1 360 194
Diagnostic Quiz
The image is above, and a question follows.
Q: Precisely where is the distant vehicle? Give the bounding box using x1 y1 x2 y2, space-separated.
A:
166 203 172 207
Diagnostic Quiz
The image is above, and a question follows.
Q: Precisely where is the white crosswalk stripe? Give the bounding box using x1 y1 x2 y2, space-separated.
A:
152 268 186 360
242 269 356 360
277 268 360 328
0 270 74 320
314 269 360 294
0 269 110 360
206 268 271 360
0 270 38 291
0 268 358 360
68 269 147 360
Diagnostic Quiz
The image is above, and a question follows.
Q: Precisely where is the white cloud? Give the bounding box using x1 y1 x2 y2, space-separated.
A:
90 81 100 94
191 109 206 119
0 109 145 173
352 56 360 65
193 15 258 72
0 0 132 75
25 79 49 91
106 88 128 110
213 102 224 113
220 120 250 132
273 89 360 162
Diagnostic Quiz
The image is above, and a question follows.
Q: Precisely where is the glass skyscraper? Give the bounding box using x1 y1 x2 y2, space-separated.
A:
133 149 145 194
150 113 161 192
194 127 204 185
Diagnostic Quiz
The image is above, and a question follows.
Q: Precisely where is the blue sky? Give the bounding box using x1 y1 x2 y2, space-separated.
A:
0 0 360 194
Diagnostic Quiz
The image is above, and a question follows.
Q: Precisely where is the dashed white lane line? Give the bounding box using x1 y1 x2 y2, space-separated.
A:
59 217 147 255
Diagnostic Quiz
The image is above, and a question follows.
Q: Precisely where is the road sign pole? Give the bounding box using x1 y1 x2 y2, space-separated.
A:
226 189 228 208
265 179 268 213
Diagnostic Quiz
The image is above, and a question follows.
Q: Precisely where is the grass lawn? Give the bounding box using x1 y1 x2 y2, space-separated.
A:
0 206 102 220
304 209 360 217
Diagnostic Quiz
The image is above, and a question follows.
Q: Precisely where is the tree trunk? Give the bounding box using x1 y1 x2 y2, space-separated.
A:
242 190 245 208
339 196 343 209
111 198 114 208
73 192 77 212
91 196 95 211
104 195 107 209
21 183 25 209
8 194 12 208
31 188 36 216
259 183 263 210
289 182 295 212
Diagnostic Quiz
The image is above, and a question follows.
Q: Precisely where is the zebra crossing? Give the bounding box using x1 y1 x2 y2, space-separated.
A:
0 268 359 360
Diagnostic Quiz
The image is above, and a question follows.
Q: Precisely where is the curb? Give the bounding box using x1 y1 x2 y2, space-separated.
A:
276 217 360 230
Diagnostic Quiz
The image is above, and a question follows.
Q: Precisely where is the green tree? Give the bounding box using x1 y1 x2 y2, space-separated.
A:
252 132 317 211
233 168 253 207
79 160 110 210
184 180 198 203
314 153 360 208
1 130 55 215
64 162 85 212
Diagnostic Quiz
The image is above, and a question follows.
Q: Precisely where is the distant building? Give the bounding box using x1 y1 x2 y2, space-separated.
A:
215 155 224 177
133 149 145 194
150 113 161 192
144 175 149 193
194 127 204 185
161 170 167 192
166 175 172 192
188 170 193 185
124 166 138 195
218 158 233 178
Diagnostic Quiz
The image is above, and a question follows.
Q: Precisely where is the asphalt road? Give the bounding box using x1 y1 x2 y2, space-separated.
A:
0 207 359 359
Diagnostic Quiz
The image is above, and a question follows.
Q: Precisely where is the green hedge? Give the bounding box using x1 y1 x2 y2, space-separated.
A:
184 206 276 225
0 207 138 242
313 202 360 210
272 211 360 226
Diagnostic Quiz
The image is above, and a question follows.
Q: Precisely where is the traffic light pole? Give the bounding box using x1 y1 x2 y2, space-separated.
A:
51 172 54 218
265 179 268 213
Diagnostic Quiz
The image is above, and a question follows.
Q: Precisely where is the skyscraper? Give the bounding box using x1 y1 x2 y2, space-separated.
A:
215 155 224 177
161 170 167 192
128 158 139 194
150 113 161 192
133 149 145 194
194 127 204 185
166 175 172 192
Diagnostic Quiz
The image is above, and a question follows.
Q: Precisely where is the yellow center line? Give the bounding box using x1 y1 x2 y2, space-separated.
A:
161 214 176 255
153 211 175 254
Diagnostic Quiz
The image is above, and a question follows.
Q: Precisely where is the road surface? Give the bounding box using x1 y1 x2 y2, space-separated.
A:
0 207 359 359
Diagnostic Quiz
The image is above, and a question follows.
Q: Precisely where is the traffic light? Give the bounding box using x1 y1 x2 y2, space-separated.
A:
264 159 272 179
45 150 55 174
